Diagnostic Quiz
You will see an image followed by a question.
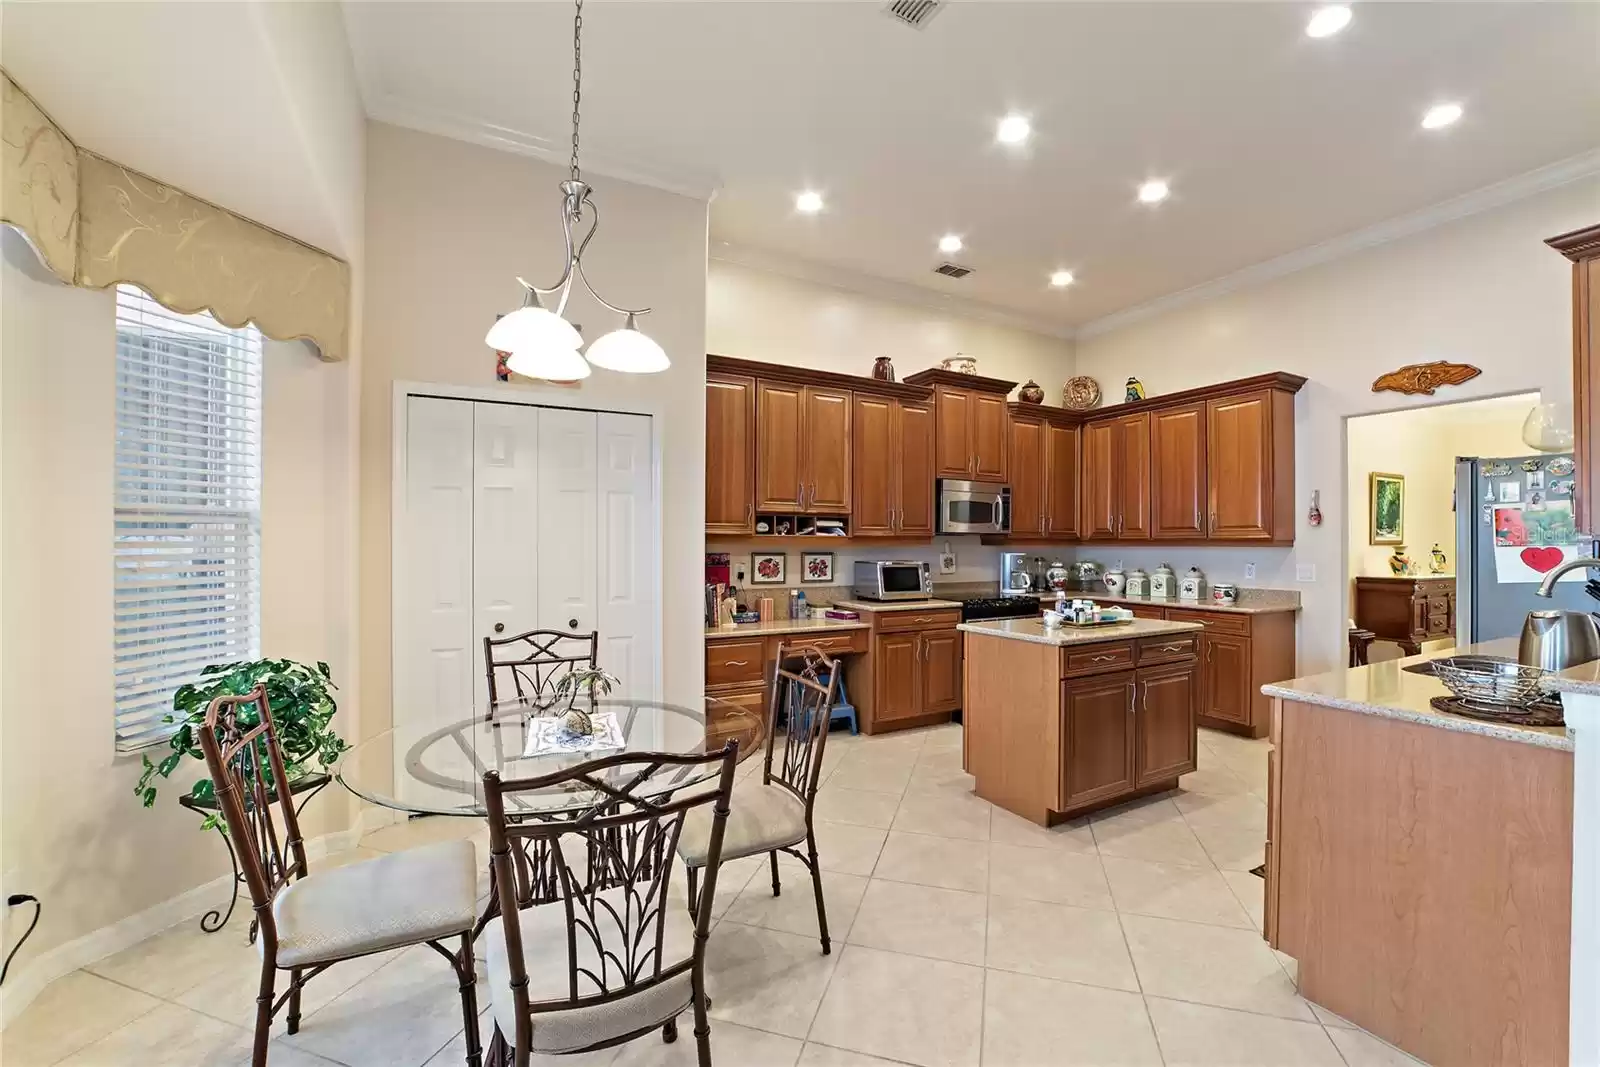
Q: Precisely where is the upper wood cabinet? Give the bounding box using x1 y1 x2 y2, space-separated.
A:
1045 421 1080 538
1207 389 1293 542
1008 412 1047 537
1151 403 1207 540
755 378 851 515
1007 405 1080 540
1080 421 1118 540
852 395 935 537
905 369 1018 483
1081 414 1150 540
1115 413 1151 540
1547 223 1600 536
705 374 756 535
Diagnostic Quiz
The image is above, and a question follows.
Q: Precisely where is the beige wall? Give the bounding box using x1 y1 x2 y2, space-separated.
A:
358 123 710 742
1074 177 1598 675
0 235 353 976
707 259 1074 396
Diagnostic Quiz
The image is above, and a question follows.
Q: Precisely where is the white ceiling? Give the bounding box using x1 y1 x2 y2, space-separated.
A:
371 3 1591 331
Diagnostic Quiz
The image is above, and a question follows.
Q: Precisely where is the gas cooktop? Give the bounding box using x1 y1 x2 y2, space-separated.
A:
960 596 1040 621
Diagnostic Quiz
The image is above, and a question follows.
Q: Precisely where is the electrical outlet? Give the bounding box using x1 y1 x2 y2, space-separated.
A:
1243 562 1257 581
1113 558 1123 571
1296 563 1317 582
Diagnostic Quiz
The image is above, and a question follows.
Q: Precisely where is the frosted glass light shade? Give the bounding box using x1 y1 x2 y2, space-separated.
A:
1522 402 1574 453
505 344 591 381
485 305 583 354
585 322 670 373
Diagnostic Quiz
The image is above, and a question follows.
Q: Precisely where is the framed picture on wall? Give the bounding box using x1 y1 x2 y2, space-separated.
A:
1369 472 1405 545
750 552 787 585
801 552 834 583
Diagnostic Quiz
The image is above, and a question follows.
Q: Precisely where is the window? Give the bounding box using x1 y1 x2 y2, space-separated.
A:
113 285 263 751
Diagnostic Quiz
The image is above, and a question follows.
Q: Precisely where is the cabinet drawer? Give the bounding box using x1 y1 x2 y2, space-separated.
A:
1139 634 1199 665
781 629 867 657
1165 608 1251 636
705 639 766 686
1425 597 1452 635
876 609 962 634
1062 641 1136 677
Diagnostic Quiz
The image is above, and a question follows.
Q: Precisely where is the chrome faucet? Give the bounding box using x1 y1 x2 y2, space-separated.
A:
1535 542 1600 599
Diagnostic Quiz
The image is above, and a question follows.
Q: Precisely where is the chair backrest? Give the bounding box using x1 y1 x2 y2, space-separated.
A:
482 745 738 1047
483 628 599 716
196 684 309 954
762 643 840 814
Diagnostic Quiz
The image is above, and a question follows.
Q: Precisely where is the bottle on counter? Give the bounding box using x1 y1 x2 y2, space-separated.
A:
795 589 807 620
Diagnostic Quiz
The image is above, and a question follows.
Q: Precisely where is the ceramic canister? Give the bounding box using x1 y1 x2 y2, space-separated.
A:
1103 568 1126 596
1125 569 1149 596
1179 566 1206 601
1150 563 1176 599
1212 583 1238 606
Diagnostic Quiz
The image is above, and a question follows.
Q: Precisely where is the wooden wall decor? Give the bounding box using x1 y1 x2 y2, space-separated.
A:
1371 360 1482 396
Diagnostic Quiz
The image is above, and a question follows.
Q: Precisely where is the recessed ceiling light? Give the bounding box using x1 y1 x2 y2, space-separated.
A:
1305 5 1352 38
996 114 1031 145
1420 103 1463 130
795 190 824 213
938 234 964 254
1137 179 1170 205
1049 270 1075 288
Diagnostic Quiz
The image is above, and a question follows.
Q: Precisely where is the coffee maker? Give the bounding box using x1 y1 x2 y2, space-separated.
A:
1000 551 1040 597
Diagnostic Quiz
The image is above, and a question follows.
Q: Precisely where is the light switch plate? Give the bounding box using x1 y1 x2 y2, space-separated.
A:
1296 563 1317 582
1244 562 1257 581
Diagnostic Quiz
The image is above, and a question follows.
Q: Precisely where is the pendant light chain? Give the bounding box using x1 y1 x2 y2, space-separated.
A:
569 0 584 184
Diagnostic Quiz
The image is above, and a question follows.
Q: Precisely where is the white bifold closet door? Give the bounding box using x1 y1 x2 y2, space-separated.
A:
398 396 658 761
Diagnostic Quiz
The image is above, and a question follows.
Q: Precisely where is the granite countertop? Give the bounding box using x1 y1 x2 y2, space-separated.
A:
1075 590 1300 616
1545 659 1600 698
705 617 870 639
957 616 1203 647
1262 639 1573 751
832 599 964 614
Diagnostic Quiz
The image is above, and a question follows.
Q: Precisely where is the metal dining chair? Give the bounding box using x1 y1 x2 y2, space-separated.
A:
480 743 739 1066
482 627 599 718
197 685 481 1067
676 643 840 954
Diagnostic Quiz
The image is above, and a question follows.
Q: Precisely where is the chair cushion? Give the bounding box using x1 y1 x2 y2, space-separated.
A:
272 839 477 968
484 886 696 1053
676 779 807 868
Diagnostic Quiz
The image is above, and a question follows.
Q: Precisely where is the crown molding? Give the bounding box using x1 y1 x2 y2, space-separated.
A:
1078 147 1600 340
709 242 1076 341
363 92 723 203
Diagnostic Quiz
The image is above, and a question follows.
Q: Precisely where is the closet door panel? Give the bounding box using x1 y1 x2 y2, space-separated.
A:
597 412 658 709
537 408 599 636
472 402 540 712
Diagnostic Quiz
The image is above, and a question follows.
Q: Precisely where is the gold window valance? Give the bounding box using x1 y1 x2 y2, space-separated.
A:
0 70 348 361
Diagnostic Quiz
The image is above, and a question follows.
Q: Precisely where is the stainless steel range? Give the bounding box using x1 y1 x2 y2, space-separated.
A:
960 595 1040 622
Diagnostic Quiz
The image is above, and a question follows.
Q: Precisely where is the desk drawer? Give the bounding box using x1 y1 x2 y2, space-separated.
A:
1166 609 1251 636
1062 641 1136 678
706 639 765 686
779 630 867 657
877 609 962 634
1139 634 1199 665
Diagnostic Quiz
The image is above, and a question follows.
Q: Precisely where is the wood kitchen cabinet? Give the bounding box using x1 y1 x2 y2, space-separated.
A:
853 394 935 537
705 626 870 742
1080 413 1150 540
1151 403 1207 540
1060 671 1137 810
845 607 964 733
905 369 1018 484
921 628 963 713
1166 607 1297 738
1547 223 1600 535
705 373 756 535
755 379 852 515
1352 575 1455 657
1045 421 1080 538
1007 406 1080 540
1008 412 1047 536
1207 389 1295 542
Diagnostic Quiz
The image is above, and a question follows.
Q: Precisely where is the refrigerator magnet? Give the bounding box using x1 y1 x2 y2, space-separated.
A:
1498 481 1521 503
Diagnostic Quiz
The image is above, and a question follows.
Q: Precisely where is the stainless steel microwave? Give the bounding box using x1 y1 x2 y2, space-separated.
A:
852 560 933 601
937 479 1011 535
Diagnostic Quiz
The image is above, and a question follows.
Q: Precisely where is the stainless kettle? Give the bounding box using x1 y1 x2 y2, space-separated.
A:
1518 610 1600 672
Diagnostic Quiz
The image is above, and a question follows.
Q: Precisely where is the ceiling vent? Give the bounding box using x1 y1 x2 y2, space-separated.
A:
933 261 972 279
885 0 943 30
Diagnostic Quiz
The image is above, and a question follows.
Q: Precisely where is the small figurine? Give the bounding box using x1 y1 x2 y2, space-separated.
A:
1388 546 1412 576
1429 543 1448 574
1125 376 1146 402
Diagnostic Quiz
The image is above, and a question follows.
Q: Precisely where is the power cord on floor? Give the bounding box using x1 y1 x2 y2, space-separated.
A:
1 894 42 986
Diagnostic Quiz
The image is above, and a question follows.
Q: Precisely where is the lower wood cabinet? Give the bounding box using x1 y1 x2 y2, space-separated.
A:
1060 671 1137 810
921 628 963 713
872 631 923 723
704 627 868 739
845 609 964 733
1136 663 1200 785
1166 608 1296 739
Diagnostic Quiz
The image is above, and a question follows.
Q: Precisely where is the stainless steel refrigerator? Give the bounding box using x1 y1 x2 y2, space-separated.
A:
1453 453 1596 645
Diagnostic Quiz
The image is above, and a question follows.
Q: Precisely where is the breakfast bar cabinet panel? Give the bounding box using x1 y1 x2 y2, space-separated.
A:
1044 422 1080 538
1008 414 1046 537
706 374 756 534
1080 421 1118 540
852 395 896 537
1151 403 1207 540
803 386 853 514
934 385 974 478
972 393 1010 482
755 379 804 512
897 401 936 536
921 629 963 714
1135 663 1198 786
1060 671 1138 810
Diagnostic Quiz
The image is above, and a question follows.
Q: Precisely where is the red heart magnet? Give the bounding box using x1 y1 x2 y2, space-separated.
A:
1521 546 1564 573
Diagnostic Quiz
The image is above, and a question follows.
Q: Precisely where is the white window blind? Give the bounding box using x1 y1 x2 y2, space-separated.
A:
113 285 263 751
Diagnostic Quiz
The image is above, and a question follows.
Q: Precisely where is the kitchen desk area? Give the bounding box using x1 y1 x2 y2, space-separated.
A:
1262 642 1575 1066
959 616 1204 825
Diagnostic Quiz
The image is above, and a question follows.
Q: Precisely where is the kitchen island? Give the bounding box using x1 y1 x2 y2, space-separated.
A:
1262 643 1574 1067
959 616 1204 825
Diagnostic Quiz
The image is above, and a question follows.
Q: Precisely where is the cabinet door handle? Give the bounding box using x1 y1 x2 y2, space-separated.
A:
722 659 749 667
1156 643 1186 652
1127 683 1137 715
1090 653 1118 662
1206 643 1214 663
746 502 753 525
913 616 935 623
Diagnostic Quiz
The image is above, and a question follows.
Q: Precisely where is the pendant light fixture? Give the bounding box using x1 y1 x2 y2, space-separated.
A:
485 0 666 379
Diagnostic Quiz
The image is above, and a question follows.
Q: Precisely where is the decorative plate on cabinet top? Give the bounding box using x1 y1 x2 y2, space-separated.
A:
1062 376 1102 410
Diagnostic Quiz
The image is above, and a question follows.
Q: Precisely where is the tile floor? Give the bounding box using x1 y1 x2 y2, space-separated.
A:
2 725 1428 1067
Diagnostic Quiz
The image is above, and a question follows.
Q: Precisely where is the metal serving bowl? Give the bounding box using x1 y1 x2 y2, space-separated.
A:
1430 655 1551 708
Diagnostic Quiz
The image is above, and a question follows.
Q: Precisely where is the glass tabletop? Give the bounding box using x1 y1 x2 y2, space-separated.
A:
334 697 767 818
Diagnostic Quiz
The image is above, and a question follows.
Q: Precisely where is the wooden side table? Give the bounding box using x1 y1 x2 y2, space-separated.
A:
1352 576 1456 656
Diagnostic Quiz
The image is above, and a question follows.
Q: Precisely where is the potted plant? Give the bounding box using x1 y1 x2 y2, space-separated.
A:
552 667 621 735
135 658 347 831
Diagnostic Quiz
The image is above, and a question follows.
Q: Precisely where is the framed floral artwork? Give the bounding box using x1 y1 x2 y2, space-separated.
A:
750 552 786 585
801 552 835 583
